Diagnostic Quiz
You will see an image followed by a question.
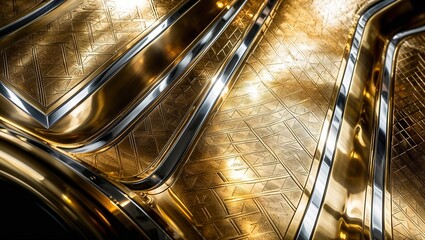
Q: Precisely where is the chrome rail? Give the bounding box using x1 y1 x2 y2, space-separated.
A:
122 0 281 191
292 0 425 239
372 25 425 239
69 0 246 153
0 0 197 128
0 0 64 38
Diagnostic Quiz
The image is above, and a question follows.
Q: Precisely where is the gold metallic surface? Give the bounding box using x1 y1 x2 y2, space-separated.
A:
0 129 148 238
391 34 425 240
144 0 370 239
1 0 425 238
76 0 261 178
300 1 425 239
0 0 234 147
0 0 43 26
1 0 176 108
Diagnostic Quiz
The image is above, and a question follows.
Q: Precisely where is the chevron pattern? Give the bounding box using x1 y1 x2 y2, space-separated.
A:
0 0 180 108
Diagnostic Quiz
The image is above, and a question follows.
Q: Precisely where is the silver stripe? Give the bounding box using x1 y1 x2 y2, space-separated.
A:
0 0 64 38
123 0 280 190
295 1 395 239
0 126 173 239
69 0 247 153
371 25 425 240
0 0 198 128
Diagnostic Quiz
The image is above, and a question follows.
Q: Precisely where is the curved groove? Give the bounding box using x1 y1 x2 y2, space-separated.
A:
68 0 247 153
122 0 281 191
294 0 425 239
295 1 395 238
0 126 172 239
0 0 197 128
0 0 64 38
372 25 425 239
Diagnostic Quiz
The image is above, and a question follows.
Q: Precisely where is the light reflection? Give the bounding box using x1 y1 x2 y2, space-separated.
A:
312 0 349 27
61 194 72 204
113 0 143 12
216 1 225 9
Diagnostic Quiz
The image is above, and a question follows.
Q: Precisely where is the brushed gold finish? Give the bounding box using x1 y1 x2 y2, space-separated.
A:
391 34 425 240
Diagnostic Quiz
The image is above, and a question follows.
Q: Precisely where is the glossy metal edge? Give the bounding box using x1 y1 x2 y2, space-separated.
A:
0 0 82 49
291 0 425 239
294 1 395 238
0 0 64 38
121 0 281 191
0 0 197 128
372 26 425 239
68 0 247 153
0 125 174 239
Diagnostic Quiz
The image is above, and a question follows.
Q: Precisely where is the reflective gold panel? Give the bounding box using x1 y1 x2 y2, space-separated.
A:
0 0 43 25
392 34 425 240
142 0 373 239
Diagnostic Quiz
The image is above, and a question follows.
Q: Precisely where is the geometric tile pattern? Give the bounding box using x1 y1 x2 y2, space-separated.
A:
167 0 371 238
77 0 263 178
392 34 425 240
0 0 42 25
0 0 181 108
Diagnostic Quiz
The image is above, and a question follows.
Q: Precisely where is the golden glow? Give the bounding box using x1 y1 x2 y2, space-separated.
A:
216 1 224 8
61 194 72 204
0 152 45 181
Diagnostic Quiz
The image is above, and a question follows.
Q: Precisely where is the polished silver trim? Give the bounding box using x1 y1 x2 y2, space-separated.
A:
371 25 425 240
0 0 64 38
0 125 172 239
69 0 247 153
295 1 395 239
0 0 197 128
123 0 280 190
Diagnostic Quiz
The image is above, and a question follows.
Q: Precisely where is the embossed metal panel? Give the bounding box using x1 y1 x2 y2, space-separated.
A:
1 0 425 239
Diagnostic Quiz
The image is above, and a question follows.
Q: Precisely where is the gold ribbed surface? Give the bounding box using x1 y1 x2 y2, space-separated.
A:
0 0 180 108
0 0 43 25
162 0 370 238
392 34 425 240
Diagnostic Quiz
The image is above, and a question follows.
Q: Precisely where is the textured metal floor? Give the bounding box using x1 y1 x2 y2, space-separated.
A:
1 0 425 239
392 34 425 240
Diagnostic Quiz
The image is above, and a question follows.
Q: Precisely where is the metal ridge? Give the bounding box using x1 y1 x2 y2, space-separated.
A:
371 25 425 239
295 2 396 238
68 0 247 153
0 0 65 38
0 125 172 239
294 0 425 239
122 0 281 191
0 0 198 128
